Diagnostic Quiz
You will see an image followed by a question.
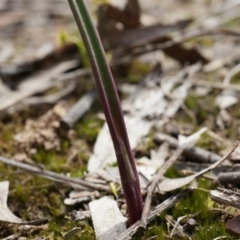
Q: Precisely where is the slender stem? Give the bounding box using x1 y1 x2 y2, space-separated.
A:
67 0 143 224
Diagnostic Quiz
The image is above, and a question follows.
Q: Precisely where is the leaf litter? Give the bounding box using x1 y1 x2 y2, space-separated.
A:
1 0 240 239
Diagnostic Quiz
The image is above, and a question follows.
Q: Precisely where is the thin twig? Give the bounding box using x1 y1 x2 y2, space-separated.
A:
169 216 186 239
154 133 222 163
23 81 76 105
140 141 239 228
218 171 240 185
139 28 240 53
117 191 189 240
0 155 110 192
197 141 238 172
157 142 239 192
140 148 184 228
179 78 240 92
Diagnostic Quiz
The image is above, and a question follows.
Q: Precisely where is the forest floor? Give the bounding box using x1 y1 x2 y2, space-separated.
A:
1 0 240 239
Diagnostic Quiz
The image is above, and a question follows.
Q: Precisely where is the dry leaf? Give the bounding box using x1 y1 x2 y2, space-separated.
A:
0 181 22 223
226 215 240 234
0 181 48 226
157 138 236 192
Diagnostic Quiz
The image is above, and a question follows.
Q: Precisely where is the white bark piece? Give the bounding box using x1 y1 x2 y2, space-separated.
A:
89 196 127 240
0 181 22 223
215 93 238 109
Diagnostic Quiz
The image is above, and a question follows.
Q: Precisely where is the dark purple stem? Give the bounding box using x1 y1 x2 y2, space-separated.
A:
67 0 143 224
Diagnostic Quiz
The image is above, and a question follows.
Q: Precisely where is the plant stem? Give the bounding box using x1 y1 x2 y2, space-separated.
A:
67 0 143 224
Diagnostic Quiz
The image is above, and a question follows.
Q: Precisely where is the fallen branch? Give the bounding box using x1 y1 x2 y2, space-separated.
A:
210 188 240 209
0 155 110 192
218 171 240 185
154 133 221 163
157 141 238 192
23 81 77 106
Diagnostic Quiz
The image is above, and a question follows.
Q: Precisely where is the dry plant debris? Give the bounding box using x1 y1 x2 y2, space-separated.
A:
1 0 240 239
0 181 48 225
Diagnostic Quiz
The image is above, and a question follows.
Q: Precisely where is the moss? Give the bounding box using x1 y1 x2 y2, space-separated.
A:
184 94 200 110
184 93 219 126
223 18 240 28
194 221 233 240
147 130 157 151
235 110 240 119
131 178 233 239
75 115 104 144
33 150 66 173
196 38 214 47
164 166 180 179
128 60 153 83
42 221 95 240
230 72 240 85
132 225 166 240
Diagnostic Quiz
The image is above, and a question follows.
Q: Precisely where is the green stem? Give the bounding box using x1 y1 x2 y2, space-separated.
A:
67 0 143 224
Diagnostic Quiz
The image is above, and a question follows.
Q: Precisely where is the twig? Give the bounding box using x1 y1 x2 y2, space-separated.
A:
56 67 92 82
223 62 240 84
140 148 184 228
136 28 240 53
210 189 240 209
140 142 239 227
187 142 238 176
169 216 186 239
23 81 76 105
0 155 110 192
61 90 97 129
182 63 240 93
154 133 222 163
212 236 228 240
157 142 238 193
218 171 240 185
116 191 189 240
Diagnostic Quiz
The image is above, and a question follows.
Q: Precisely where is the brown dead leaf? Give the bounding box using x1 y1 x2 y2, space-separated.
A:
98 2 140 29
226 215 240 234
